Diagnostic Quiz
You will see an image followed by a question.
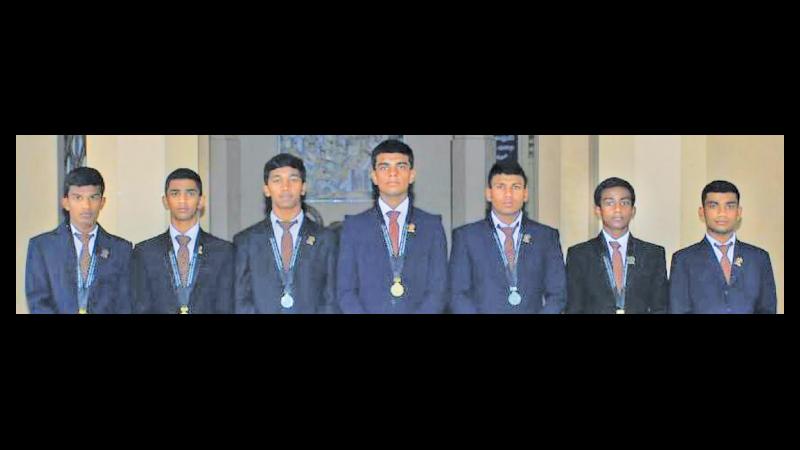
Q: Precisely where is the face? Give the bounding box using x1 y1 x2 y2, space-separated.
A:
163 179 203 222
371 153 416 199
595 186 636 235
62 185 106 231
700 192 742 236
264 166 306 211
486 174 528 218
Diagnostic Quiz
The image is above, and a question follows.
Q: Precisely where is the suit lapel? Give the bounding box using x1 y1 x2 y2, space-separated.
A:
189 229 210 302
261 219 284 285
160 232 180 306
484 218 510 282
59 222 79 307
701 238 729 287
729 240 745 287
593 233 618 299
625 235 638 293
88 225 110 304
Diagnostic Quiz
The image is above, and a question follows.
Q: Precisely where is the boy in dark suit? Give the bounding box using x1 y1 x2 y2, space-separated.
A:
132 169 234 314
669 181 777 314
337 139 448 314
449 161 566 314
26 167 132 314
566 177 668 314
234 154 338 314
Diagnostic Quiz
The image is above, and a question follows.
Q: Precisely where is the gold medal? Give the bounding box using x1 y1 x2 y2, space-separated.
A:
180 305 190 315
390 278 405 298
78 307 88 315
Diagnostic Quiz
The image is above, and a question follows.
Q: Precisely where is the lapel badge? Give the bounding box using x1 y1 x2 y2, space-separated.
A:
307 236 316 246
522 234 532 244
407 224 416 234
100 248 110 259
198 244 204 256
735 257 744 268
627 256 636 266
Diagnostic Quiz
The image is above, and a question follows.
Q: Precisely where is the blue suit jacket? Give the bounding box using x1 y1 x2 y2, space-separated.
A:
25 221 133 314
234 217 338 314
449 217 566 314
337 205 448 314
669 238 777 314
132 229 234 314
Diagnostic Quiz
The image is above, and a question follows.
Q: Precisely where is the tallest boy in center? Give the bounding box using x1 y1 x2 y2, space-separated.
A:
337 139 448 314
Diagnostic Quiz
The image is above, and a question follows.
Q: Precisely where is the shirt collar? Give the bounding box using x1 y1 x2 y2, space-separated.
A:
170 221 200 243
602 229 630 247
271 210 304 229
378 196 410 218
491 210 522 230
70 223 98 238
706 232 736 248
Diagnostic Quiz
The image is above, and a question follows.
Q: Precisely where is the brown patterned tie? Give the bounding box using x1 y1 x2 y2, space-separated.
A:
387 211 401 256
716 243 732 285
500 225 517 269
280 221 297 272
78 232 91 283
176 235 191 287
610 241 624 293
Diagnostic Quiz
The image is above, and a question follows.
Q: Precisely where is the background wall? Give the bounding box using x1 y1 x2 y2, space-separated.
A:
16 135 784 314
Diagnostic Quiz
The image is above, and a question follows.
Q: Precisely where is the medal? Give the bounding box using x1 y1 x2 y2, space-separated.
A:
508 288 522 306
180 305 190 315
391 278 405 298
78 307 88 315
281 293 295 309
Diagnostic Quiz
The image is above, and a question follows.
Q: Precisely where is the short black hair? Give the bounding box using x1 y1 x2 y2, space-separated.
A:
371 139 415 170
594 177 636 207
263 153 308 216
487 161 528 188
264 153 307 184
165 168 203 196
485 161 529 219
702 180 740 205
63 166 105 197
370 139 415 204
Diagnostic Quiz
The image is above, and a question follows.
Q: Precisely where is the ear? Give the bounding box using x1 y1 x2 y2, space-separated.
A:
485 187 492 203
263 184 271 198
370 170 378 186
162 195 169 210
630 206 637 220
301 181 307 197
594 205 603 219
198 195 206 213
698 206 705 222
61 196 70 211
409 168 417 185
99 197 106 211
523 187 529 203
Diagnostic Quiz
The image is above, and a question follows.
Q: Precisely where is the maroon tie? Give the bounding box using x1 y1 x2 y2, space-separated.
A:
716 243 732 285
77 232 92 283
610 241 624 293
387 211 401 256
499 225 517 268
280 221 297 272
176 235 191 287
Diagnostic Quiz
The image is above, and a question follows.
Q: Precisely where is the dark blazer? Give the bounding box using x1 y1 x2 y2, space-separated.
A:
234 218 338 314
566 233 668 314
337 206 448 314
132 229 234 314
449 217 566 314
669 238 777 314
26 221 133 314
